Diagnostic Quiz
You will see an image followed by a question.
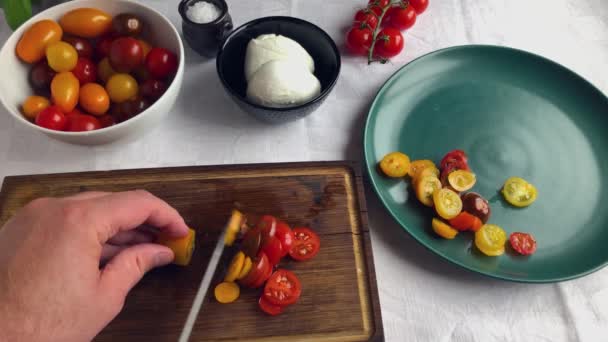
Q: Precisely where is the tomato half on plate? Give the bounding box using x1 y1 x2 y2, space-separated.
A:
259 296 284 316
449 211 482 232
509 232 537 255
433 188 463 220
264 269 302 306
289 228 320 261
475 224 507 256
502 177 538 207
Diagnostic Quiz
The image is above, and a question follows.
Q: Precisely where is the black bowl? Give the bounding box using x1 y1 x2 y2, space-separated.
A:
216 16 341 124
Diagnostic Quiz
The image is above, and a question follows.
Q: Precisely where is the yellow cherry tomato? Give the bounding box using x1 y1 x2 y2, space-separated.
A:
51 71 79 112
433 188 463 220
237 256 253 280
59 8 112 38
379 152 410 178
106 74 138 103
502 177 538 207
447 170 477 192
408 159 438 179
214 281 240 304
21 95 50 120
156 228 196 266
475 224 506 256
79 83 109 116
46 41 78 72
413 166 440 188
431 218 458 239
415 175 442 207
224 251 245 282
97 58 117 83
16 19 63 63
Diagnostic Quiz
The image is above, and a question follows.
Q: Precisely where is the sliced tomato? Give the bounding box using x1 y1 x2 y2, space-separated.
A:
264 269 302 306
239 252 269 288
502 177 538 207
241 228 262 259
475 224 507 256
440 150 468 170
431 218 458 239
448 211 479 231
509 232 537 255
259 296 284 316
415 175 442 207
471 216 483 232
275 220 294 257
289 228 320 261
250 257 273 288
448 170 476 192
433 188 463 220
261 236 283 265
257 215 277 238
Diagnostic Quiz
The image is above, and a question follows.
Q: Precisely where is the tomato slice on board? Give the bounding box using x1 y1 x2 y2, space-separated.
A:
261 236 283 266
475 224 507 256
257 215 277 238
448 212 479 232
509 232 537 255
259 296 284 316
289 228 321 261
224 251 245 282
502 177 538 207
433 188 463 220
250 257 273 288
275 221 294 257
239 252 269 288
264 269 302 306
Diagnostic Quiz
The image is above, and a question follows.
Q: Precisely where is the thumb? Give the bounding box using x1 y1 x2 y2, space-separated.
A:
99 243 174 304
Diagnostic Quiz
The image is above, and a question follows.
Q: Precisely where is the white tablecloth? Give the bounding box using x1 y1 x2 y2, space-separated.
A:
1 1 608 341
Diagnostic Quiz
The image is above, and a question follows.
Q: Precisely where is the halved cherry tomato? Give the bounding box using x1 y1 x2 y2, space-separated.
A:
415 175 441 207
261 236 283 266
502 177 537 207
259 296 284 316
448 170 476 192
51 71 79 113
431 218 458 239
379 152 410 178
440 150 468 169
59 8 112 38
408 160 438 179
509 232 537 255
250 257 273 288
433 188 462 220
449 212 479 231
35 105 66 130
275 221 294 257
475 224 506 256
239 252 269 288
257 215 277 238
289 228 320 261
413 166 440 188
237 256 253 280
241 228 262 259
224 251 245 282
264 269 302 306
461 192 491 223
16 20 63 63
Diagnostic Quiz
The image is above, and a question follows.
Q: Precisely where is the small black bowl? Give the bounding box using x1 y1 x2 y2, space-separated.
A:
179 0 233 58
216 16 341 124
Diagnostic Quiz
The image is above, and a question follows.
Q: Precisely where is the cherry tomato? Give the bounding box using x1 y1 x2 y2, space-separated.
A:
346 26 373 56
461 192 491 223
79 83 109 116
388 3 417 30
368 0 391 16
16 19 63 64
409 160 438 179
261 236 283 266
51 71 79 113
35 105 67 130
116 96 149 122
140 79 167 100
415 175 442 207
71 58 97 84
29 61 56 91
259 296 284 316
257 215 277 238
241 228 262 259
431 218 458 239
264 269 302 306
138 40 152 58
448 212 481 232
354 9 378 30
45 41 78 72
374 28 404 58
21 95 50 120
475 224 506 256
409 0 429 14
97 57 117 83
275 221 294 257
412 167 440 188
62 36 93 58
448 170 477 192
95 35 115 60
145 48 178 79
433 188 462 220
106 73 138 103
250 258 274 288
379 152 410 178
112 13 143 36
502 177 538 207
239 252 269 288
59 8 112 38
109 37 144 73
509 232 537 256
66 113 101 132
98 115 115 128
289 228 320 261
440 149 469 171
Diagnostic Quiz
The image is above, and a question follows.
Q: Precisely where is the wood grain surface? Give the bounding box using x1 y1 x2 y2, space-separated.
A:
0 162 383 342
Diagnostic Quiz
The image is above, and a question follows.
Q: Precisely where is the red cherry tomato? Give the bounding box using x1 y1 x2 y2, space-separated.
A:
258 296 284 316
440 150 470 185
145 47 178 79
346 26 373 56
389 4 417 30
35 105 67 130
140 79 167 100
109 37 144 73
261 236 283 266
368 0 390 16
354 9 378 30
449 212 482 232
95 34 115 60
239 252 270 288
256 215 277 238
263 269 302 306
374 27 404 58
409 0 429 14
98 115 115 128
71 58 97 84
275 221 294 257
289 227 320 261
250 257 274 288
66 113 101 132
509 232 537 255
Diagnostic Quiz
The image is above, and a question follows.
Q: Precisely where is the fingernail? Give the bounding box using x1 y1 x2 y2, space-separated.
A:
154 250 174 266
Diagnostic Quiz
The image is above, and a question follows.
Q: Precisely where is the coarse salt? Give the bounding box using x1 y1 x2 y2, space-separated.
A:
186 1 221 24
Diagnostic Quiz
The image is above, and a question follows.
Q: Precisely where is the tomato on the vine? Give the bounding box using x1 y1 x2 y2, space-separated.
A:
354 9 379 30
346 25 373 56
368 0 390 16
374 27 404 58
388 3 417 30
409 0 429 14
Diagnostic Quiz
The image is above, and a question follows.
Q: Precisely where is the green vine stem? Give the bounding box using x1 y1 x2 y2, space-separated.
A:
367 0 404 65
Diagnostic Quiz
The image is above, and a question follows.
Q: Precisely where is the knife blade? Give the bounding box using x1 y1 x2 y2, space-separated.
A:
178 224 229 342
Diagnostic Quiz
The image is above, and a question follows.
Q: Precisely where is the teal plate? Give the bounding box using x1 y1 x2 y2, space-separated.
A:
364 45 608 283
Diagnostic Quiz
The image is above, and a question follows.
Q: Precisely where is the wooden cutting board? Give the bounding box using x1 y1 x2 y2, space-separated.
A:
0 162 383 341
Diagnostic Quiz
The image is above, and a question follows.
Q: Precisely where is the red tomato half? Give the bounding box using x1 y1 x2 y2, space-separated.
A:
289 228 320 261
259 296 284 316
250 256 274 288
275 221 294 257
257 215 277 238
264 269 302 306
261 236 283 266
449 212 481 232
509 232 537 255
440 150 469 171
239 252 269 288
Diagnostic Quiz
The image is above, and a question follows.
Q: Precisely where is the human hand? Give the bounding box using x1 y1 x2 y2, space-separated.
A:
0 190 189 342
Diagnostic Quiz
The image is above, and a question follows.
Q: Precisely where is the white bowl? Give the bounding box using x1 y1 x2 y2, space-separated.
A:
0 0 185 145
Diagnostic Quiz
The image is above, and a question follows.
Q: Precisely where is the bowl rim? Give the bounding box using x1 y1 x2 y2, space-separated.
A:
215 15 341 112
0 0 185 137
